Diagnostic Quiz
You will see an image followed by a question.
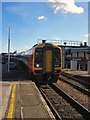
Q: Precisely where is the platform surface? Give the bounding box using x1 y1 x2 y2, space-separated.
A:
3 81 54 119
0 82 12 119
62 70 90 77
14 81 54 119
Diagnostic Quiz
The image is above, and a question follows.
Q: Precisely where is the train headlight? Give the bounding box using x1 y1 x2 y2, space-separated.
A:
36 64 39 67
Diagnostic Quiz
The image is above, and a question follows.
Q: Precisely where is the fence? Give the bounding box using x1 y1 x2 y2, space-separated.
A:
37 39 82 46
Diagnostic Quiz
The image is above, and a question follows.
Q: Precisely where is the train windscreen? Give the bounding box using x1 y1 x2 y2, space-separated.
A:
54 48 61 67
34 48 43 67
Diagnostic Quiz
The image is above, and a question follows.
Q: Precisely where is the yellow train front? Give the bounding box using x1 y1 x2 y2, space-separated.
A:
32 43 62 84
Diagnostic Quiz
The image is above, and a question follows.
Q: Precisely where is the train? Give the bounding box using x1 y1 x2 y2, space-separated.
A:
16 41 62 84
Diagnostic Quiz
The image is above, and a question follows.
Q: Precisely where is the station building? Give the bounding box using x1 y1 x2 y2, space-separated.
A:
57 41 90 71
63 46 90 70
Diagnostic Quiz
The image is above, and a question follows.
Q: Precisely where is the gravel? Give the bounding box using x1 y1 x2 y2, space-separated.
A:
56 80 90 111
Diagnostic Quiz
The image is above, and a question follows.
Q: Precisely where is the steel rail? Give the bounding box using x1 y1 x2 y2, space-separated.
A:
59 75 90 96
61 72 89 88
39 87 62 120
50 83 90 120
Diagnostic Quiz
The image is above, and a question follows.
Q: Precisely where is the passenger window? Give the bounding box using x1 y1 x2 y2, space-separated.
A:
34 48 43 67
54 48 60 67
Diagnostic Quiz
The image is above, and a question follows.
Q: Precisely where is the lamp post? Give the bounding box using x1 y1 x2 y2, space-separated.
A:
8 26 10 73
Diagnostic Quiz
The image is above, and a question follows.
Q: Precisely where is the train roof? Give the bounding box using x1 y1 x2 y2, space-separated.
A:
15 43 61 56
34 43 61 49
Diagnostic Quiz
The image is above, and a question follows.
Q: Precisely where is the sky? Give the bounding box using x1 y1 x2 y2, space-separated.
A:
1 0 89 53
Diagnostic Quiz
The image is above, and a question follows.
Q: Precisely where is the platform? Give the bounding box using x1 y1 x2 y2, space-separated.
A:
2 81 55 119
62 70 90 82
62 70 90 77
0 82 13 119
14 81 55 119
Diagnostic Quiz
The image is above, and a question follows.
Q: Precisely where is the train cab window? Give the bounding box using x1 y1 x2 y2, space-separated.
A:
34 48 43 67
54 48 60 67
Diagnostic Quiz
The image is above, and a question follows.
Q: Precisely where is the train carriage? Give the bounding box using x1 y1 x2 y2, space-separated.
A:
18 42 62 84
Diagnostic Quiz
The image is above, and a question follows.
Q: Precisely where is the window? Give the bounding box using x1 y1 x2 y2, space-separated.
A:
54 48 61 67
34 48 43 67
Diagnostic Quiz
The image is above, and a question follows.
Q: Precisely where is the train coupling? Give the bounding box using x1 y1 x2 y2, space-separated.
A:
44 73 53 81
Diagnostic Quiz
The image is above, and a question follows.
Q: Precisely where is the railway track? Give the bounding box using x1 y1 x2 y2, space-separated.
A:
61 72 90 89
59 75 90 96
38 83 90 120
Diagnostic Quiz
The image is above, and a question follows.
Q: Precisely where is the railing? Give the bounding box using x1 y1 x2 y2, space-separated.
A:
37 39 83 46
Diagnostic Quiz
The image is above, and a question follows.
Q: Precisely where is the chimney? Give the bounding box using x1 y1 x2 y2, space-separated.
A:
80 42 83 47
84 42 87 47
42 40 46 43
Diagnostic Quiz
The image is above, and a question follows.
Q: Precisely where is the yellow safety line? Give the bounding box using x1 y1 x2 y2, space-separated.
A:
7 83 16 119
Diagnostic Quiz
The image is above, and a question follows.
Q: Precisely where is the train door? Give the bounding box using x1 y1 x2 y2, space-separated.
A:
44 49 53 73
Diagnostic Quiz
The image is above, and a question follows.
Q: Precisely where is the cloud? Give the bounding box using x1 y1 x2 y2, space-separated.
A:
84 33 90 38
37 16 47 20
48 0 84 14
51 36 63 44
83 34 90 46
52 36 61 40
